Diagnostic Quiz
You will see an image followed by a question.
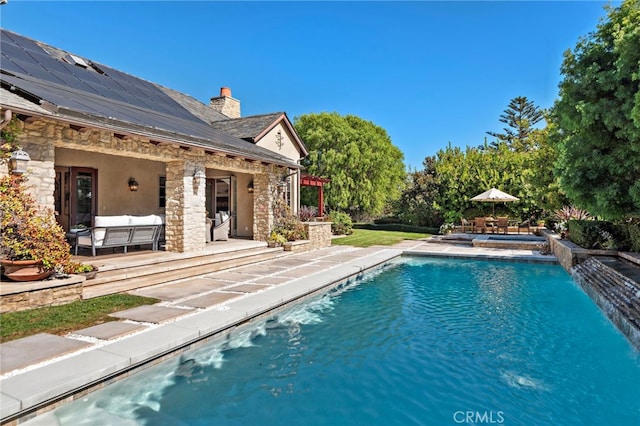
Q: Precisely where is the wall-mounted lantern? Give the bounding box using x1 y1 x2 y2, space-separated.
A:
9 148 30 175
128 177 139 191
247 181 254 193
193 169 206 186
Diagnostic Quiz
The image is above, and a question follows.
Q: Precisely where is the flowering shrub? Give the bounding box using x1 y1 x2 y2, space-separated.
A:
439 222 455 234
0 116 21 161
0 175 72 271
271 198 307 241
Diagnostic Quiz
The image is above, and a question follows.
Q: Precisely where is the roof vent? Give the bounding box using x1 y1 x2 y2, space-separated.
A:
64 54 89 68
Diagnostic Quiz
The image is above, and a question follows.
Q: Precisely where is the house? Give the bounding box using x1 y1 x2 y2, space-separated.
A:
0 29 309 254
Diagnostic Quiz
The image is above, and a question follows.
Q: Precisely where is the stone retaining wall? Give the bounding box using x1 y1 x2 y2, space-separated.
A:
0 277 84 313
544 229 618 273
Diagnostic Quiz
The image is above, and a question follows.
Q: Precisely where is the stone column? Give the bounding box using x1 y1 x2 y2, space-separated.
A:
165 160 207 252
252 173 272 240
15 119 56 211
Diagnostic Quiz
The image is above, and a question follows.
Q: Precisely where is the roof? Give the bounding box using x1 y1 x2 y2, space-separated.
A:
0 29 299 168
210 112 308 156
209 113 285 141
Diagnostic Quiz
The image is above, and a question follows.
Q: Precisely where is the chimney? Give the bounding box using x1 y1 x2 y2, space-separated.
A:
210 87 241 119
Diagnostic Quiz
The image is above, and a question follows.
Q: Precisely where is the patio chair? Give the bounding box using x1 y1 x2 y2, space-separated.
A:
496 217 509 234
474 217 488 234
461 218 474 233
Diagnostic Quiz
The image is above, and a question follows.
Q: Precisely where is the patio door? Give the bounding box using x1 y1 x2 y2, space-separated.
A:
71 168 97 227
54 167 97 230
206 177 236 236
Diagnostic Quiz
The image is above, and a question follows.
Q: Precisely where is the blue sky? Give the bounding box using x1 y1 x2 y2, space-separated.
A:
1 1 613 169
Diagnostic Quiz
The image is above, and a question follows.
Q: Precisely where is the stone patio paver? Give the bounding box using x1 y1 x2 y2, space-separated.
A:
250 275 292 285
178 292 242 308
274 264 333 278
223 283 272 293
108 305 193 323
73 322 147 340
232 265 287 275
0 334 90 375
132 278 229 300
205 271 259 282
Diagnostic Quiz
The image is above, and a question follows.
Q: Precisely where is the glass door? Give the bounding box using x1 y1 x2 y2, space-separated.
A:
206 177 236 236
70 168 97 227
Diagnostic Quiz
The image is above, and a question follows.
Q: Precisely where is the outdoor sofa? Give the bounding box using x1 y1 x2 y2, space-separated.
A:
74 214 164 256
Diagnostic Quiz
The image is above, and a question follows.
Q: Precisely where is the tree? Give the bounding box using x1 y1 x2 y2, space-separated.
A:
552 0 640 220
294 112 405 217
487 96 544 152
392 156 442 227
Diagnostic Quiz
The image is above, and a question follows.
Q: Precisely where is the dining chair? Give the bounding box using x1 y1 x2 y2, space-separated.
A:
496 217 509 234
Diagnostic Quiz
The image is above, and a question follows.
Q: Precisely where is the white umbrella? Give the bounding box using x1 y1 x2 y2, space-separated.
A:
470 188 519 216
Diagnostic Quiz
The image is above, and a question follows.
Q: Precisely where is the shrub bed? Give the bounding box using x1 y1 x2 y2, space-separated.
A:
568 220 632 251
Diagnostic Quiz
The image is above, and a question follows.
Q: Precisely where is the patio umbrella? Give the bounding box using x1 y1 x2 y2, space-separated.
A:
470 187 519 216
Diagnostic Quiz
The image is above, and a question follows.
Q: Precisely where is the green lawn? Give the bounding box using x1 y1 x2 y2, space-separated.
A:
0 294 159 343
332 228 430 247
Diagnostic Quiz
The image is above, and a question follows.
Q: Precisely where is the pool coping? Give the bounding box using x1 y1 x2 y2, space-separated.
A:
0 243 559 424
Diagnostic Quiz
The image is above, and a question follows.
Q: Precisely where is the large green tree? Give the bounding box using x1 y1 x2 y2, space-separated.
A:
392 156 442 227
294 112 405 217
552 0 640 219
487 96 544 152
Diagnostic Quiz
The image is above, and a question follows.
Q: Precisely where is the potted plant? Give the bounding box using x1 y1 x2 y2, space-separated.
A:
0 175 73 281
72 262 99 280
267 230 287 248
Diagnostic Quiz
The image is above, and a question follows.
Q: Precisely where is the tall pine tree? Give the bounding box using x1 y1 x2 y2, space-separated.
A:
487 96 544 152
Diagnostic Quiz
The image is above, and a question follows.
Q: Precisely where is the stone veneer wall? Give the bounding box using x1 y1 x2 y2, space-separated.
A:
0 278 84 314
304 222 333 250
1 116 282 253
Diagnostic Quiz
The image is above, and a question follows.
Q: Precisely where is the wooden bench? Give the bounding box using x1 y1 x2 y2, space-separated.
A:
74 215 164 256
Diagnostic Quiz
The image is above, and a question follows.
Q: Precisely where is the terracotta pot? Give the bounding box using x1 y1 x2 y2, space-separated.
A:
1 259 52 282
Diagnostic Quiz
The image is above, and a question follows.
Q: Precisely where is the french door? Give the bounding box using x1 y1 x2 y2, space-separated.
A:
54 166 97 230
206 177 236 236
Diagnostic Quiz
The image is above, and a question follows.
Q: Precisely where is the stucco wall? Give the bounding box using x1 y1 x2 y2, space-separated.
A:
56 148 165 216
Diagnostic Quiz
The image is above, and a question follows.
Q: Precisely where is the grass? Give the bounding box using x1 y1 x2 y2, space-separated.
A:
332 228 431 248
0 294 159 343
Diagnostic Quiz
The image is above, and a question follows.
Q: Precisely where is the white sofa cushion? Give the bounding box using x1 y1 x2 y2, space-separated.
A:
129 214 163 226
95 215 130 227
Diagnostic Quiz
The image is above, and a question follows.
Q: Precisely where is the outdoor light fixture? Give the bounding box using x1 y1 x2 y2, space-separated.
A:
247 181 254 193
9 148 30 175
128 177 139 191
193 169 206 186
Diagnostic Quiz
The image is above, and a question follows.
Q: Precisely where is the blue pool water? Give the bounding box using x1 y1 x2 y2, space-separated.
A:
48 258 640 425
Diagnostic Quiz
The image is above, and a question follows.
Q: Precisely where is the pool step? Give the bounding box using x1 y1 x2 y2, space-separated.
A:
572 256 640 349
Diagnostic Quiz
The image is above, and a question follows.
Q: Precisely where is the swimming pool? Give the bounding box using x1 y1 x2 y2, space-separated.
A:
37 258 640 425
